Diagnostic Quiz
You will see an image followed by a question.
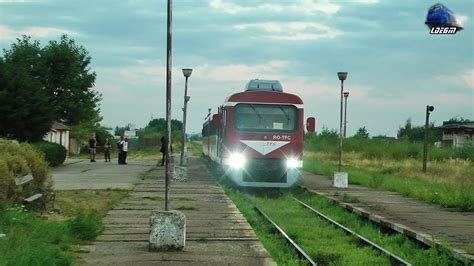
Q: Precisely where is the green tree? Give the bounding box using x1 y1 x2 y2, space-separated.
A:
40 35 102 125
447 117 470 123
397 118 441 143
114 125 129 137
353 126 369 139
0 36 54 141
146 118 183 132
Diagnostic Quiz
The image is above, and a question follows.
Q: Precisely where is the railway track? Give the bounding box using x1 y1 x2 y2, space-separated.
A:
293 197 411 266
247 195 412 266
251 202 317 265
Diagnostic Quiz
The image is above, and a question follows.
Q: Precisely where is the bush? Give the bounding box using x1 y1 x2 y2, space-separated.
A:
33 141 67 166
0 139 52 204
452 141 474 161
67 209 104 241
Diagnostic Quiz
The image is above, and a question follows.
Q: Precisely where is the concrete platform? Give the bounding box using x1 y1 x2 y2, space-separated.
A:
78 156 275 265
52 159 155 190
300 171 474 263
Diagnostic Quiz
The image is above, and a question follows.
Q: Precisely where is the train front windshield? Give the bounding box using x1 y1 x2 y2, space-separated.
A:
234 103 297 132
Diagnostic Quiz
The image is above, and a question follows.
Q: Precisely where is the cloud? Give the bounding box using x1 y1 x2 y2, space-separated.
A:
235 22 343 41
0 24 80 42
0 25 16 41
353 0 379 4
433 69 474 90
209 0 341 15
209 0 248 15
463 69 474 89
194 61 290 82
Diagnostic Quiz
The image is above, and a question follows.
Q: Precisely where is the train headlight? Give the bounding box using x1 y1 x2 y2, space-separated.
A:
229 153 246 169
287 158 299 168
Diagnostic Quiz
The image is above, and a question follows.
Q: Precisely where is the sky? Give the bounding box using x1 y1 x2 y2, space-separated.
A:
0 0 472 137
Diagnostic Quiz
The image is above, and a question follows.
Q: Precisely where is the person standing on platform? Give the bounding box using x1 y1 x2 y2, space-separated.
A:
122 136 128 164
117 136 124 164
89 134 97 162
104 137 112 162
160 135 172 166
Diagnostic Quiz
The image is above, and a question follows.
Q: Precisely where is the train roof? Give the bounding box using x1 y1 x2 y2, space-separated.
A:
245 79 283 92
224 90 303 105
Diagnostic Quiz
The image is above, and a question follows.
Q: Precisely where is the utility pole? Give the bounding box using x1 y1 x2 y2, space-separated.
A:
423 105 434 173
164 0 172 211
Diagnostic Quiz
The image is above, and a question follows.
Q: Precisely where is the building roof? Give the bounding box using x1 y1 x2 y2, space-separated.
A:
51 122 71 131
442 121 474 132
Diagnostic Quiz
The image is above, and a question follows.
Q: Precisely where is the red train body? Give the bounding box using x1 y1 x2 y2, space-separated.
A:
202 80 313 187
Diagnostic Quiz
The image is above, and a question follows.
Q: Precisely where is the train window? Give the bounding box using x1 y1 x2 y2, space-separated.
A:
234 104 297 132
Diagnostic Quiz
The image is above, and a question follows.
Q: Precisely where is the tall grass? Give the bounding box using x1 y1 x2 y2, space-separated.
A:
304 152 474 211
0 205 103 265
303 133 474 211
305 133 474 161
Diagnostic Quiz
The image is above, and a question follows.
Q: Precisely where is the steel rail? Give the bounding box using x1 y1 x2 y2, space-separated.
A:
293 197 411 266
245 196 316 266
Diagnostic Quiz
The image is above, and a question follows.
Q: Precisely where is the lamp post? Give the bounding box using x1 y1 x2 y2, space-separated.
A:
337 72 348 172
343 91 349 139
423 105 434 173
180 68 192 166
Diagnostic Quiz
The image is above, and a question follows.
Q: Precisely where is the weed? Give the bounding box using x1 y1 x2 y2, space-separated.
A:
341 193 360 203
197 235 208 242
174 197 196 201
67 209 104 241
176 206 197 211
143 196 163 201
372 204 385 211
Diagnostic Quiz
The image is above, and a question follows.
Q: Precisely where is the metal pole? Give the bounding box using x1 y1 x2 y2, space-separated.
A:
338 80 344 172
207 108 211 157
164 0 172 211
344 94 348 138
423 105 431 173
180 76 189 166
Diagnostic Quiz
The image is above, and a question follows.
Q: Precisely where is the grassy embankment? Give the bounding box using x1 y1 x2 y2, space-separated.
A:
190 142 465 265
304 135 474 211
0 190 128 265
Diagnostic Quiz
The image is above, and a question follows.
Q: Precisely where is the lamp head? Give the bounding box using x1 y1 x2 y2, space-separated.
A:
182 68 193 78
337 72 348 81
344 92 349 97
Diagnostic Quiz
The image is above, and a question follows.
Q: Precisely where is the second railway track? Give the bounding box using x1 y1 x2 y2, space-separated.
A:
246 193 412 266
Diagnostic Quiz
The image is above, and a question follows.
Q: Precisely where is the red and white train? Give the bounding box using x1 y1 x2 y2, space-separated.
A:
202 79 315 188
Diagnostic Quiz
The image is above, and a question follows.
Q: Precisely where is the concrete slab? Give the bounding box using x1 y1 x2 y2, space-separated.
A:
51 159 155 190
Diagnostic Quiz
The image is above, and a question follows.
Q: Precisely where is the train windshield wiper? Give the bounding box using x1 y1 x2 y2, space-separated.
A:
277 105 290 122
249 104 262 120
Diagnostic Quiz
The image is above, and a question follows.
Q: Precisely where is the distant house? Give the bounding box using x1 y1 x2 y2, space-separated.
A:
124 129 138 139
441 121 474 147
43 122 71 154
